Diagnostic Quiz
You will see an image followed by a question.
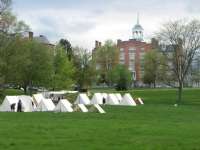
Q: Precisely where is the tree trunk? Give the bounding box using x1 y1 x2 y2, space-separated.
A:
177 81 183 104
29 81 33 95
154 81 156 88
23 85 27 94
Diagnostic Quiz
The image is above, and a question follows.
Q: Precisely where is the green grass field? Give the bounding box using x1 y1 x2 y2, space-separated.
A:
0 88 200 150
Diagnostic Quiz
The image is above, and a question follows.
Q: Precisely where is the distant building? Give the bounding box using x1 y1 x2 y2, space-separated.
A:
92 14 157 86
132 13 144 41
22 31 55 48
117 15 154 85
117 39 152 83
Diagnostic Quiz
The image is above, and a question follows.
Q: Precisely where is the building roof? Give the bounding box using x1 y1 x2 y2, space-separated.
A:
133 24 144 30
34 35 50 44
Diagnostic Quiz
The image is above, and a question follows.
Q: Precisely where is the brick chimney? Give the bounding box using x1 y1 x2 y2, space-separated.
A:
95 41 102 48
95 40 99 48
151 38 159 49
117 39 121 45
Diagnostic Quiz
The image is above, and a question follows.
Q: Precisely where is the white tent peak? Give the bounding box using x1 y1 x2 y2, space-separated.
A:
74 104 88 112
91 93 104 104
74 94 90 105
54 100 73 112
120 93 136 106
36 99 55 112
89 104 106 113
107 94 120 105
115 93 123 102
138 98 144 105
33 93 45 106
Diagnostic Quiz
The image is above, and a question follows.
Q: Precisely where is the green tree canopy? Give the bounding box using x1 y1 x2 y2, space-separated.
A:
108 64 132 90
0 37 54 93
93 40 119 84
73 46 96 90
59 39 73 61
143 49 167 87
52 45 75 90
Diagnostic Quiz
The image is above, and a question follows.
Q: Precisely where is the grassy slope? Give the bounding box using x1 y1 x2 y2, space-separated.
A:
0 88 200 149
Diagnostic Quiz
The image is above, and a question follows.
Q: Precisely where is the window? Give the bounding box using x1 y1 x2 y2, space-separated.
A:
120 52 125 60
120 48 124 52
141 48 145 52
129 48 135 61
119 48 125 60
129 47 136 53
140 52 145 60
120 60 125 64
129 60 135 71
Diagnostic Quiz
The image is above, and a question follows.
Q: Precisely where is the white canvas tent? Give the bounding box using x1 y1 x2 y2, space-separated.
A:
74 94 90 105
0 96 18 112
36 99 55 112
106 94 119 105
91 93 103 104
0 95 34 112
102 93 108 100
74 104 88 112
54 99 73 112
89 104 106 113
18 95 34 112
115 93 123 102
120 93 136 106
33 93 45 106
138 98 144 105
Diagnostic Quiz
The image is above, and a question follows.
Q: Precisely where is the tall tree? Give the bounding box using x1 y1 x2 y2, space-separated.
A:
0 0 11 15
0 11 29 33
73 46 96 90
52 45 75 90
93 40 119 84
59 39 73 61
158 19 200 104
0 37 54 93
143 49 167 87
108 64 132 90
13 38 54 93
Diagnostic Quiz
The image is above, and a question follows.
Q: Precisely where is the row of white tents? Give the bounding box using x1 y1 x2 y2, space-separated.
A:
0 94 106 113
76 93 144 106
0 93 143 113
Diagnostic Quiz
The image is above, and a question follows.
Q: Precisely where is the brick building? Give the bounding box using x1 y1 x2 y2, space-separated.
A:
117 39 152 83
117 15 156 85
93 15 157 85
23 31 55 48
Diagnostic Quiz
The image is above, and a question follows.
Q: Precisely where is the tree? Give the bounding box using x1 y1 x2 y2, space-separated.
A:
0 37 54 93
0 11 29 33
93 40 119 84
190 51 200 87
52 45 75 90
158 19 200 104
0 0 11 15
108 64 132 90
14 38 54 93
143 49 167 87
59 39 73 61
73 46 96 90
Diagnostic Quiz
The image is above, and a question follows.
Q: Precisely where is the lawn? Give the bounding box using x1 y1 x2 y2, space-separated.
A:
0 88 200 150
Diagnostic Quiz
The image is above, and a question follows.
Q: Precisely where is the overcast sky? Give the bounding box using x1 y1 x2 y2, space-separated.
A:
12 0 200 50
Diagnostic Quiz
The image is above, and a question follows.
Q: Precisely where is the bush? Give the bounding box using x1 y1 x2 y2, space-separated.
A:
108 65 132 91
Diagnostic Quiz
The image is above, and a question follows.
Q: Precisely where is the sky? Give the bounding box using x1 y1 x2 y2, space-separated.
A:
12 0 200 50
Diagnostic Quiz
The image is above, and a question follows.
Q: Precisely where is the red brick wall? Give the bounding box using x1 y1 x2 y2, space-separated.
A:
117 39 152 81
